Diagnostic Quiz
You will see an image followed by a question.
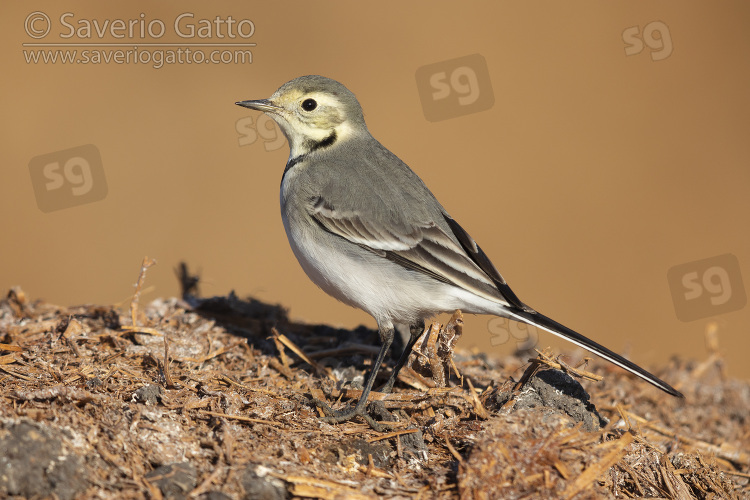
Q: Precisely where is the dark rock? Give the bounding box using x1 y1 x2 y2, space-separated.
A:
0 419 87 500
132 384 164 405
145 462 197 500
493 369 607 431
240 463 289 500
200 492 233 500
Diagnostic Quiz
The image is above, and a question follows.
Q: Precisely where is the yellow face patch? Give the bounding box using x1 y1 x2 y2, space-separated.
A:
270 89 345 129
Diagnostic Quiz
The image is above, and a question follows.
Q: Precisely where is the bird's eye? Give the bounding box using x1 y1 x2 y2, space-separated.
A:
301 98 317 111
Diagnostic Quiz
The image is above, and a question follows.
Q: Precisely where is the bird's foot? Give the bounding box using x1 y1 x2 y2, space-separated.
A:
310 397 387 432
379 379 396 394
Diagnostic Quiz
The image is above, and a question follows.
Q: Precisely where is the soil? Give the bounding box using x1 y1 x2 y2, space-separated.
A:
0 266 748 499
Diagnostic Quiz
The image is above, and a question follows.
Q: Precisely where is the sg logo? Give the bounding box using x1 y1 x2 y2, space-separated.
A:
28 144 107 213
667 254 746 322
236 115 286 152
623 21 673 61
430 67 481 107
487 317 538 351
415 53 494 122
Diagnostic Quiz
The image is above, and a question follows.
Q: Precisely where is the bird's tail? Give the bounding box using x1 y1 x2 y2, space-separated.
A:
505 307 684 398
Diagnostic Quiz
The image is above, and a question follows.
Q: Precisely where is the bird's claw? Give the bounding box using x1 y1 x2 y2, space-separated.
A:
310 397 387 432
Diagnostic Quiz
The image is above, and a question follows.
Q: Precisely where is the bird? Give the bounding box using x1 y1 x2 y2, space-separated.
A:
236 75 683 427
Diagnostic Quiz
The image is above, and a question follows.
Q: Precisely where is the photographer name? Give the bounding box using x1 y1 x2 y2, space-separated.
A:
55 12 255 40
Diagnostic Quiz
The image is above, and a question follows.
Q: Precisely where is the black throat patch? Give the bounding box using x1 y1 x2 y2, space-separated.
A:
282 130 338 181
306 130 337 153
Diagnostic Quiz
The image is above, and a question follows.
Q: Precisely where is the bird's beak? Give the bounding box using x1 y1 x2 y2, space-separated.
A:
235 99 282 113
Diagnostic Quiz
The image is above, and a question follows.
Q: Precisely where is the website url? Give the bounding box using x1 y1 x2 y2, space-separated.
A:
22 47 253 69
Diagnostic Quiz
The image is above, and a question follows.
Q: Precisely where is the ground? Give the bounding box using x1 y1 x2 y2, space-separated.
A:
0 264 748 499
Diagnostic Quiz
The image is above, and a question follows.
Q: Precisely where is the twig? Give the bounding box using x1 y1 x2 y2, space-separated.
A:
272 333 290 369
502 357 543 410
564 431 634 499
188 466 224 499
60 317 83 357
398 366 434 391
365 454 392 478
268 357 293 379
198 410 284 428
216 375 281 396
181 344 239 364
444 437 463 463
130 257 157 326
366 428 418 443
271 328 333 380
119 325 163 336
465 377 489 419
0 354 19 365
0 364 33 381
163 331 176 388
535 349 604 382
119 258 162 336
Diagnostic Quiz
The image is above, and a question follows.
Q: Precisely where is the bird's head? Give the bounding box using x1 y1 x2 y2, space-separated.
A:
237 75 368 158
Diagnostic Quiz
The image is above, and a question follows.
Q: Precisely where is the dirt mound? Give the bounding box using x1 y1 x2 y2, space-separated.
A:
0 276 747 499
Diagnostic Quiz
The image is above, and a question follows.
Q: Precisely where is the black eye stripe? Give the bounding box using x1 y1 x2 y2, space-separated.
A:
301 98 317 111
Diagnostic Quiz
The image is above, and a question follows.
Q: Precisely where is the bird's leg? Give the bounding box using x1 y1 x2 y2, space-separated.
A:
381 320 424 394
313 325 394 431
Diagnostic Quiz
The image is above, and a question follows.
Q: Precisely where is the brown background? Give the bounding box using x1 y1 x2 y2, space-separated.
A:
3 2 749 380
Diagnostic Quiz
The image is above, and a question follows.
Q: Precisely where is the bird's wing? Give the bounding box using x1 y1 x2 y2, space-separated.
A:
441 214 528 311
309 195 519 308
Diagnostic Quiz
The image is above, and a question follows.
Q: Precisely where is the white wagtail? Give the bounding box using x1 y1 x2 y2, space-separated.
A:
236 75 683 425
